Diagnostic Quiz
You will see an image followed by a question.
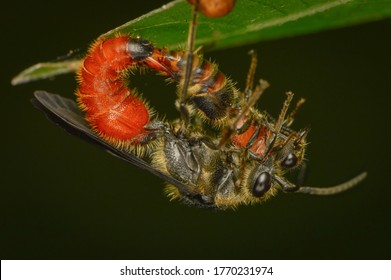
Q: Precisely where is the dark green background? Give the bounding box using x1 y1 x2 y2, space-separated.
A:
2 0 390 259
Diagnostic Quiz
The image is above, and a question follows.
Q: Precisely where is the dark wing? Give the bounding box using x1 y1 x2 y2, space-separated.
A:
31 91 214 206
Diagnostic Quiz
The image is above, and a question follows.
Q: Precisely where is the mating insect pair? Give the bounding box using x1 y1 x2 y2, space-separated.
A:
32 0 366 209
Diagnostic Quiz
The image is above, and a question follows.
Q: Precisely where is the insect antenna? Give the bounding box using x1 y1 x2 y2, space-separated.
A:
297 172 368 195
273 171 367 195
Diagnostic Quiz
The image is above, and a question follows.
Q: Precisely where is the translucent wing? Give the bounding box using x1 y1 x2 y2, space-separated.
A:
31 90 208 203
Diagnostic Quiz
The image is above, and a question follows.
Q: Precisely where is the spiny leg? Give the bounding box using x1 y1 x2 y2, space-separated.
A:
244 50 258 101
274 92 294 135
259 91 295 160
272 126 309 154
285 97 306 127
218 79 270 148
218 50 268 147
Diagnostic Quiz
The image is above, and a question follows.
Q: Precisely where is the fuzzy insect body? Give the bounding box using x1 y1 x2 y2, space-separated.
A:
77 36 156 147
30 0 366 209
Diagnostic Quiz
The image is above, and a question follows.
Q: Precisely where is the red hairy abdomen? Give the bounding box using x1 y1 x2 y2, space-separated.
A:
77 36 150 144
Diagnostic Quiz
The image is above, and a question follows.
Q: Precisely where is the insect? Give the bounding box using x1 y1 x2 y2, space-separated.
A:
31 0 366 209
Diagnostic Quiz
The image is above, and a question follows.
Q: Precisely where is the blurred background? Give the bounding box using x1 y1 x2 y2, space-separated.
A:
1 0 390 259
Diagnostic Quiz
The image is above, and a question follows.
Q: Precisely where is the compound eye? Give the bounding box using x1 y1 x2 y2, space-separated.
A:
252 172 271 197
281 152 298 169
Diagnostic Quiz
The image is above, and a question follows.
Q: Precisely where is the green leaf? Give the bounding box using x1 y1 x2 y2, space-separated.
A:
11 60 82 86
12 0 391 85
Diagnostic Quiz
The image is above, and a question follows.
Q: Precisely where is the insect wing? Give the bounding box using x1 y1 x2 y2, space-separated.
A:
32 90 118 153
31 91 196 197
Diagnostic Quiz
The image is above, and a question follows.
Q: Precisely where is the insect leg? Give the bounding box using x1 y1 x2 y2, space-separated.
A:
218 79 270 148
284 97 306 127
244 50 258 101
257 91 294 160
